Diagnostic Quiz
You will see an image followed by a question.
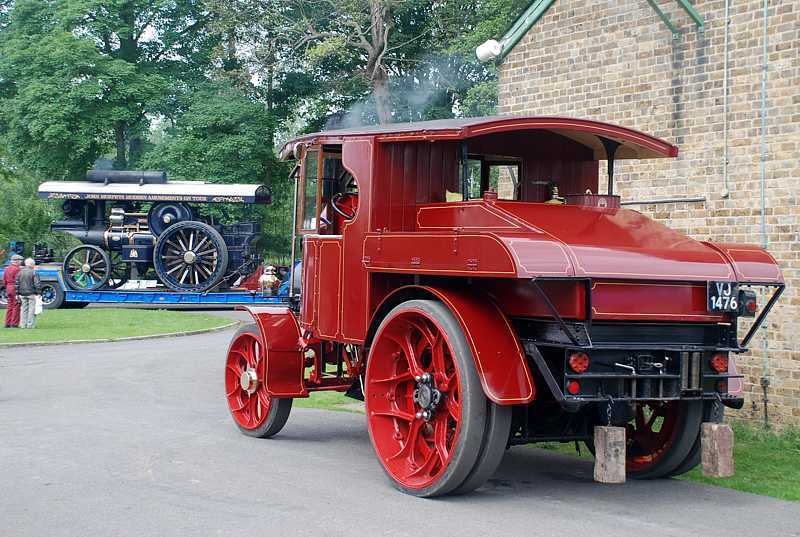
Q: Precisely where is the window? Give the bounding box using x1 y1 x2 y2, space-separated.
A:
488 163 520 200
301 150 319 230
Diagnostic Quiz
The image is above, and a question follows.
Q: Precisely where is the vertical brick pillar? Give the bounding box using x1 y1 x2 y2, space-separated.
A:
701 423 734 478
593 426 626 483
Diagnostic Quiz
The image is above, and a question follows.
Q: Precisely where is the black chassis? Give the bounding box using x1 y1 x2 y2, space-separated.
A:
518 277 784 412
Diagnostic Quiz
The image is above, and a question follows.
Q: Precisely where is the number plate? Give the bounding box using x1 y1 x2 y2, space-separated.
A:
707 281 739 312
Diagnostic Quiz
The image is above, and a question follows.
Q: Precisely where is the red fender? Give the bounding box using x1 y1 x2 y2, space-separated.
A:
239 306 307 397
374 286 535 405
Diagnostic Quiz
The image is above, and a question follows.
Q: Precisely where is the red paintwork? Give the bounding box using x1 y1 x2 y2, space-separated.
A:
244 306 307 397
235 116 781 404
226 329 274 429
372 285 534 405
365 307 462 489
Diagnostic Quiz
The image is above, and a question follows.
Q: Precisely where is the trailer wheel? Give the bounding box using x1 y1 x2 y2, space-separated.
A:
41 282 64 309
225 323 292 438
366 300 487 497
586 400 703 479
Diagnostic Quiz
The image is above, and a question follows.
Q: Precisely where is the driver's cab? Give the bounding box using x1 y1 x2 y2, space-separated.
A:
297 145 359 237
294 144 360 340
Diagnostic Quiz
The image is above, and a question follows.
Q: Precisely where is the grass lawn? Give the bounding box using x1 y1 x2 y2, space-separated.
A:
296 393 800 502
293 390 362 412
0 308 233 345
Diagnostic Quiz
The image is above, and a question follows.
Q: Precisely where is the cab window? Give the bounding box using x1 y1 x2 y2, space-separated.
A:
301 150 319 230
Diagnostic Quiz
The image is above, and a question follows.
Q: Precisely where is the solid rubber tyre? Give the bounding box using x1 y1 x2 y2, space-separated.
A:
585 400 704 479
665 400 724 477
365 299 487 497
451 400 512 494
225 323 292 438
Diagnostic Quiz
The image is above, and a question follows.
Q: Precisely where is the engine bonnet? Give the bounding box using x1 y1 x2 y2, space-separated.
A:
487 202 781 283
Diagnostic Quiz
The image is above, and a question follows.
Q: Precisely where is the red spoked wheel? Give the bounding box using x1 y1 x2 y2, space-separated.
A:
623 400 702 479
225 324 292 438
366 300 489 497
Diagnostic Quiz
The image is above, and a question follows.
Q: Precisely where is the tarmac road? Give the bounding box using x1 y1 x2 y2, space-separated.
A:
0 321 798 537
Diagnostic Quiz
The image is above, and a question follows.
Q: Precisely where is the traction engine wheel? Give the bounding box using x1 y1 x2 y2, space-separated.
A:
153 221 228 291
587 400 703 479
366 299 503 497
225 324 292 438
63 245 111 291
104 252 129 290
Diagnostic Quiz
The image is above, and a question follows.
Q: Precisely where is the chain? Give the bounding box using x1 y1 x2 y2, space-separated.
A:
606 395 614 425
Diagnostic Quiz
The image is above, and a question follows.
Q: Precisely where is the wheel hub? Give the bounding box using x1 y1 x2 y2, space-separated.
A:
239 368 258 394
413 373 441 421
81 264 91 273
183 251 197 264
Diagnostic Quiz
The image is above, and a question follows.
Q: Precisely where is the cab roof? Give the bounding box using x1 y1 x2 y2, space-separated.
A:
279 115 678 161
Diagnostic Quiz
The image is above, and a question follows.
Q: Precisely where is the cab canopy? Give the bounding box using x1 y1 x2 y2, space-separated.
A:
280 116 677 207
281 116 678 161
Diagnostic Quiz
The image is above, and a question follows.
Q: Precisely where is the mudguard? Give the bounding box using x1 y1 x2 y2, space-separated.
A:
375 286 535 405
239 306 307 397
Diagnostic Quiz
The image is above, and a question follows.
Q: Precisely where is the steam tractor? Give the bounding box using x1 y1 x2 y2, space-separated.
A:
39 170 269 292
223 116 783 497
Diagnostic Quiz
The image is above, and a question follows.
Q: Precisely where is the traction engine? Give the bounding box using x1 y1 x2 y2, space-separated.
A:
44 170 266 292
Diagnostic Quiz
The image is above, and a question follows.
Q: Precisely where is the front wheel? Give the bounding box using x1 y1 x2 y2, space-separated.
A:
365 299 488 497
225 323 292 438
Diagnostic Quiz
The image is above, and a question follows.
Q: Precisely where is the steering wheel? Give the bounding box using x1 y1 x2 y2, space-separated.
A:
331 192 358 220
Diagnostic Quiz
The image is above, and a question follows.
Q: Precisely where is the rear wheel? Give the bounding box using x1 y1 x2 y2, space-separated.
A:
451 400 512 494
225 323 292 438
586 400 703 479
365 299 487 497
665 400 724 477
154 221 228 291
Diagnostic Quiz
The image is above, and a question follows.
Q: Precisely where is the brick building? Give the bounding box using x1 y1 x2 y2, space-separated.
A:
492 0 798 425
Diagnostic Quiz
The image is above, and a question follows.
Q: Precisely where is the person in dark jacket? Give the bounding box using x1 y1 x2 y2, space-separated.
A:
3 254 22 328
15 258 41 329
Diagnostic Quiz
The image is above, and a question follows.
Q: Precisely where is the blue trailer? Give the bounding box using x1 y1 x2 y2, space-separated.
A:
1 262 288 309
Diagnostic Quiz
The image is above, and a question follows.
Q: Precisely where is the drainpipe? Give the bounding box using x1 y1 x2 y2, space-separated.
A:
721 0 730 198
758 0 770 428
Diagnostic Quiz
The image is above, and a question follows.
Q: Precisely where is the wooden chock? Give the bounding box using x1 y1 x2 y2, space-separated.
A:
593 426 626 484
701 422 734 478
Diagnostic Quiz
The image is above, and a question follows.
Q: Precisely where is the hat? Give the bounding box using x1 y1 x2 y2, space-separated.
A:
11 254 23 261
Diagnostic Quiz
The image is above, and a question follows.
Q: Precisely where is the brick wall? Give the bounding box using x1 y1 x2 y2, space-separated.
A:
497 0 799 426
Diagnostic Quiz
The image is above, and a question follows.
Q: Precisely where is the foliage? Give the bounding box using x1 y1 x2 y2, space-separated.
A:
0 0 217 177
141 81 293 258
0 0 530 260
0 171 76 256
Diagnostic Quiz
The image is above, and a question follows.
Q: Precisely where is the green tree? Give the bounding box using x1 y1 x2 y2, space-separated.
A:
0 0 216 178
141 81 292 258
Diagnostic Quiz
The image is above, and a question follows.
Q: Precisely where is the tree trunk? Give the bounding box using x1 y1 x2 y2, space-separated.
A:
372 69 392 124
114 121 127 170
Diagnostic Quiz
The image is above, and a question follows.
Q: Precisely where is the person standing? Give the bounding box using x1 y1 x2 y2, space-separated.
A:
15 258 41 329
3 254 22 328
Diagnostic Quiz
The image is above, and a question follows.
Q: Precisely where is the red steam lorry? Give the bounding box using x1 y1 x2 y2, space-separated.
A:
223 116 783 497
